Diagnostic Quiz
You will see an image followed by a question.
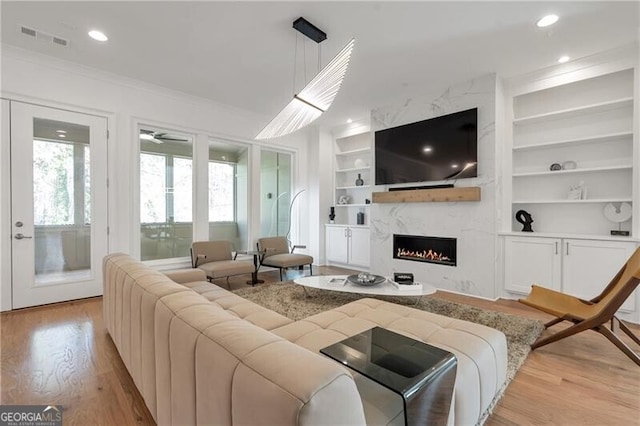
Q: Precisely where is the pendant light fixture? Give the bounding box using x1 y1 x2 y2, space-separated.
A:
255 17 355 140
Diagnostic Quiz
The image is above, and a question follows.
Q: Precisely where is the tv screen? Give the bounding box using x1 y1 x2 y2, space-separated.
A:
375 108 478 185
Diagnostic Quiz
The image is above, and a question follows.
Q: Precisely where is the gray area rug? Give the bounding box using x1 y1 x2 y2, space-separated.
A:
234 282 545 422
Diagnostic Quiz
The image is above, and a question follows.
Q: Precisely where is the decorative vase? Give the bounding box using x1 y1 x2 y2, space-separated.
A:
357 210 365 225
329 206 336 223
355 173 364 186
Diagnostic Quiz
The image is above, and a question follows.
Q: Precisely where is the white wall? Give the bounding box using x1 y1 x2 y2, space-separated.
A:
369 74 499 298
306 128 334 264
0 46 311 307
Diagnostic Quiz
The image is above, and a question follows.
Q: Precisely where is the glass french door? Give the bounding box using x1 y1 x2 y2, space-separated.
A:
10 102 108 309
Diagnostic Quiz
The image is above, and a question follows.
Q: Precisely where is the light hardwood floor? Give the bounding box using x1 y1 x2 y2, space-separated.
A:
1 266 639 425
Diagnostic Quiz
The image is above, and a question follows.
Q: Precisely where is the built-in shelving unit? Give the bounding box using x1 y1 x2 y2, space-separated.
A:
502 50 639 323
333 131 372 226
508 67 635 237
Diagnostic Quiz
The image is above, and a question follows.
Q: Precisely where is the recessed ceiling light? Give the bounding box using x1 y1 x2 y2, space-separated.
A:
56 130 67 134
88 30 108 42
423 146 432 153
451 164 459 168
58 134 66 138
346 118 353 124
536 14 559 28
558 55 570 63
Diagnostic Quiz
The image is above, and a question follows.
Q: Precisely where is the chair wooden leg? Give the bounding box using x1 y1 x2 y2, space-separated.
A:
531 321 593 350
279 268 283 281
544 317 566 328
615 317 640 346
309 264 312 276
596 325 640 367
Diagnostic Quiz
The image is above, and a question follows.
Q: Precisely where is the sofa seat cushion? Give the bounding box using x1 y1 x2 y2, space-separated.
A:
272 298 507 426
262 253 313 268
197 259 254 279
178 280 293 331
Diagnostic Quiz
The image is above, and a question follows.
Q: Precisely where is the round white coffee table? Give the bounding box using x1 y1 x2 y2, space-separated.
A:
293 275 436 305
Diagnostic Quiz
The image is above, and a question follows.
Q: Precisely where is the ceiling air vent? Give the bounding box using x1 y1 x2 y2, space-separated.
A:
52 37 68 47
19 25 68 47
21 26 37 37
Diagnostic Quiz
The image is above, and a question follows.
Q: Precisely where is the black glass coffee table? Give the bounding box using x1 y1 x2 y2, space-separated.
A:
320 327 457 426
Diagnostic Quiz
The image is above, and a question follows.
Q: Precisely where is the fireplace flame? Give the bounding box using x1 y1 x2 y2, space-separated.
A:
397 248 451 262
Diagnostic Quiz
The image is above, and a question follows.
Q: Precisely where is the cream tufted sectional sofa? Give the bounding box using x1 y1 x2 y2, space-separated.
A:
103 253 507 425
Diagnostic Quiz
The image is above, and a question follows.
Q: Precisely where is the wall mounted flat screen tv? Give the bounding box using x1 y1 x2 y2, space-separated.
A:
375 108 478 185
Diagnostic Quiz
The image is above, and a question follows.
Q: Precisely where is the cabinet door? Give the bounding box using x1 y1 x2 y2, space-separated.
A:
563 239 637 311
326 226 349 263
504 236 562 294
348 228 370 267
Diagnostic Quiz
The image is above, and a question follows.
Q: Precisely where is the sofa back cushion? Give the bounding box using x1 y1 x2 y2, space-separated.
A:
103 253 191 421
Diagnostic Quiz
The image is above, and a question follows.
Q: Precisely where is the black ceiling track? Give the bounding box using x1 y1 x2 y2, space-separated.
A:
293 17 327 43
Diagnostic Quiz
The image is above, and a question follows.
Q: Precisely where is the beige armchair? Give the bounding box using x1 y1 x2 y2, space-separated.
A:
191 240 255 288
257 236 313 281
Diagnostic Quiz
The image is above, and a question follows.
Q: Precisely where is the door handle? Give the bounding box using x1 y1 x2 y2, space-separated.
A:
566 242 569 256
14 233 33 240
555 241 558 255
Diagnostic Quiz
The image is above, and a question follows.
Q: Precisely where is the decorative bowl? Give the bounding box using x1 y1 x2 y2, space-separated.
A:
347 274 386 287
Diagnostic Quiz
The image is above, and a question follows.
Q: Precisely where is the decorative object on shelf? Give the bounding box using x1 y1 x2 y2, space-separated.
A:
357 209 365 225
355 173 364 186
329 206 335 223
568 181 587 200
604 202 632 236
354 158 366 168
562 160 577 170
365 198 371 204
348 273 385 287
337 195 351 205
549 163 562 171
255 18 355 140
515 209 534 232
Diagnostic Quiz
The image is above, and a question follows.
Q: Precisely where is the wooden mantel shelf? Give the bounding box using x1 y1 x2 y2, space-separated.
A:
372 187 481 203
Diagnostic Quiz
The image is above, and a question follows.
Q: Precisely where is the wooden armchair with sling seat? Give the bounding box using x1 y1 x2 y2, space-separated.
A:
257 236 313 281
519 247 640 366
191 240 255 289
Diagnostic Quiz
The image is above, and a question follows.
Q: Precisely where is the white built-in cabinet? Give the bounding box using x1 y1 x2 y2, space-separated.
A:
504 236 637 312
502 53 639 321
325 225 370 269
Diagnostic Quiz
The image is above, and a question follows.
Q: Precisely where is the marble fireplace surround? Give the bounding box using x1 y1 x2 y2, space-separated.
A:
369 74 499 299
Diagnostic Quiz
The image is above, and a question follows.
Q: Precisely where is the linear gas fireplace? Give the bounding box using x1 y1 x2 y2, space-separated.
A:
393 234 457 267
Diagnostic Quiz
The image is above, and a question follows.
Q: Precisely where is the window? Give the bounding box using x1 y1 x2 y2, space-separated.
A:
260 150 292 237
139 129 193 261
208 161 235 221
208 140 248 251
33 139 90 226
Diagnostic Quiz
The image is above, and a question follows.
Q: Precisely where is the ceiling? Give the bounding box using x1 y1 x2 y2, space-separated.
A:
2 1 639 130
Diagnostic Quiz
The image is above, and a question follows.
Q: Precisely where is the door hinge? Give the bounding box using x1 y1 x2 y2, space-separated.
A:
107 226 110 235
106 178 109 188
106 129 109 139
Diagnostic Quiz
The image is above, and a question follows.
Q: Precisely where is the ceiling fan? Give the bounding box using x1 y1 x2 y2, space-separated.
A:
139 130 190 144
